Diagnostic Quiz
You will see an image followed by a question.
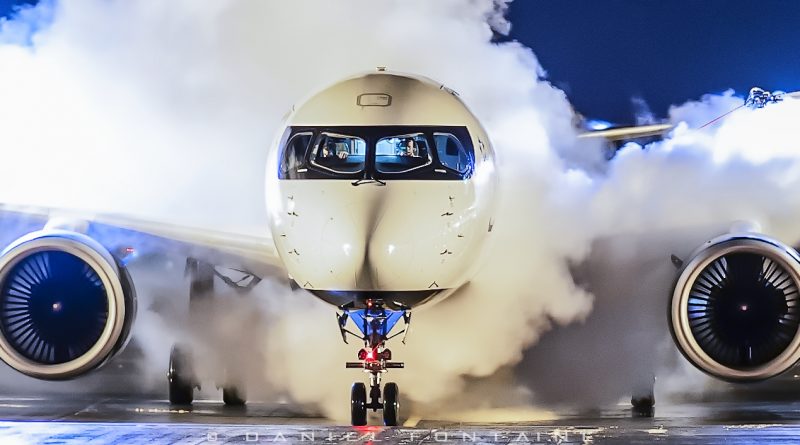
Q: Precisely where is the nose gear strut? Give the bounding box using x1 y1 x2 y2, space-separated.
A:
337 299 410 426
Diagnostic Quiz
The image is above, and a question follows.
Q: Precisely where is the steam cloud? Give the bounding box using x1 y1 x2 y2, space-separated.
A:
1 0 800 421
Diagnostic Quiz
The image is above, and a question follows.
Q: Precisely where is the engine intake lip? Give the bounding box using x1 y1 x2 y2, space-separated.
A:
0 231 126 380
672 234 800 382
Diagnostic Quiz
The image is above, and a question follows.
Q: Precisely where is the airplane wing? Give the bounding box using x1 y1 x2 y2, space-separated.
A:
578 89 800 144
0 203 284 277
577 123 673 142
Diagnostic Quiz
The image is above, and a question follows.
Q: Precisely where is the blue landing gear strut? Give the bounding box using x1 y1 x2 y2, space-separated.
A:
337 299 410 426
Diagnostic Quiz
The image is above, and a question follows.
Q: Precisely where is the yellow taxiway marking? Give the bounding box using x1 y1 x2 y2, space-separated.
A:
403 416 421 427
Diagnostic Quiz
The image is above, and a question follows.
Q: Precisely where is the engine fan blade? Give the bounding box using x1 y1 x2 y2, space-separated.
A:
0 251 108 365
689 252 800 369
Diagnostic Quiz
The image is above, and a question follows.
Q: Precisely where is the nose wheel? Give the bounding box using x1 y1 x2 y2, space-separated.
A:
339 299 409 426
382 382 400 426
350 382 367 426
349 381 400 426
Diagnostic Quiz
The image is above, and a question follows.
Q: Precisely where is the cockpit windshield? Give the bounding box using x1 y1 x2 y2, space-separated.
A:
278 126 475 180
375 133 432 174
310 133 367 174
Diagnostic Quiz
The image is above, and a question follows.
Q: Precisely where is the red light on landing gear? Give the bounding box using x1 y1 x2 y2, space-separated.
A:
358 348 378 362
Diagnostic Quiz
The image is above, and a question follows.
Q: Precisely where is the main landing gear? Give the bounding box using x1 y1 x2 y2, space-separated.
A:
631 393 655 418
631 375 656 417
338 299 410 426
167 344 196 405
167 259 258 407
167 342 247 406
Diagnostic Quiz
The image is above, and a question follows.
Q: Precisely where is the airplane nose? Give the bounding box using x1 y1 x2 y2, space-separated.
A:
311 184 388 289
367 184 472 291
274 181 478 293
318 183 437 290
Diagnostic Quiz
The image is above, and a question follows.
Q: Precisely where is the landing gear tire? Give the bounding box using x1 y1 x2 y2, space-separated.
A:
223 386 246 407
631 394 655 417
351 382 367 426
382 382 400 426
168 345 194 405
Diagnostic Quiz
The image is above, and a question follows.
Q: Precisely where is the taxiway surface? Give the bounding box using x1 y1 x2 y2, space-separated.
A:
2 396 800 443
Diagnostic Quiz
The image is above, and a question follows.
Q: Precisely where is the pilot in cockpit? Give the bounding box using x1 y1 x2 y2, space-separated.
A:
401 139 420 157
320 140 348 159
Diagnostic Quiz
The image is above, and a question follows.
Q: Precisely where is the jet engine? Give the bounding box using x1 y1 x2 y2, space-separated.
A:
671 234 800 382
0 230 136 380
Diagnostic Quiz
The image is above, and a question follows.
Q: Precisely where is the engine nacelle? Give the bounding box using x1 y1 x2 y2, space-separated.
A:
671 234 800 382
0 230 136 380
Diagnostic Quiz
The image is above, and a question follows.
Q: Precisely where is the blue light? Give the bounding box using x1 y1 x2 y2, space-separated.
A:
349 309 404 337
585 119 614 131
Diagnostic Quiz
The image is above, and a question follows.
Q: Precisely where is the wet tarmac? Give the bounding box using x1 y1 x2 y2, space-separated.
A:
3 396 800 443
1 345 800 443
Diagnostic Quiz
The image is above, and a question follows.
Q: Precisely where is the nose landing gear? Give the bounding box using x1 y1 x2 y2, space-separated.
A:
338 300 410 426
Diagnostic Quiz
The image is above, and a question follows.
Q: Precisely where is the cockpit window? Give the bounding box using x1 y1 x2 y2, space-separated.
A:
310 133 366 174
278 126 475 180
375 133 432 174
280 132 312 179
434 133 473 176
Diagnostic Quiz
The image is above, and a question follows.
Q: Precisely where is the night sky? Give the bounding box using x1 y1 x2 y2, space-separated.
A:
0 0 32 18
508 1 800 124
2 1 799 124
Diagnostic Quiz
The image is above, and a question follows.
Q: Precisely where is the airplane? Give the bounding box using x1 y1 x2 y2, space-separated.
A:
0 69 497 426
1 65 798 425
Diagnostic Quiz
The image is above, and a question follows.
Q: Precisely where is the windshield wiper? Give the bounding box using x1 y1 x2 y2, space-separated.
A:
351 178 386 187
